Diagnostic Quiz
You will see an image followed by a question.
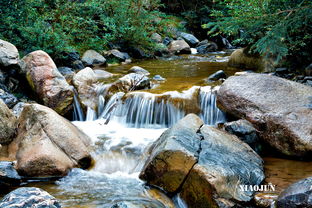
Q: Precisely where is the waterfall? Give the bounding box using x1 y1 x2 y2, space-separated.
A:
97 86 226 128
199 86 226 125
72 90 85 121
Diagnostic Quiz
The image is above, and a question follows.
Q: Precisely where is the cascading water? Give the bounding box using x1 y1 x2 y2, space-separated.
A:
96 86 226 128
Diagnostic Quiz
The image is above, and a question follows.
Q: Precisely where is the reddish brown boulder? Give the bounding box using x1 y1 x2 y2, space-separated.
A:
20 50 74 115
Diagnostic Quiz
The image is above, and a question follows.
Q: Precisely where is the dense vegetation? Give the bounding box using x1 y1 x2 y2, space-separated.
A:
0 0 182 58
204 0 312 67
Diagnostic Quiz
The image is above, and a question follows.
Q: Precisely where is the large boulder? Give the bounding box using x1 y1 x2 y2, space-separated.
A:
10 104 92 177
140 114 264 207
81 49 106 66
217 73 312 158
228 48 275 72
179 32 199 47
139 114 203 193
180 125 264 207
276 177 312 208
196 41 218 54
20 50 74 115
0 161 22 188
168 40 191 55
0 39 19 68
0 187 61 208
73 67 98 110
0 99 17 145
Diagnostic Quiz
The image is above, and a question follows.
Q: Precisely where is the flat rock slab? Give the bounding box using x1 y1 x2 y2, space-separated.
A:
217 73 312 158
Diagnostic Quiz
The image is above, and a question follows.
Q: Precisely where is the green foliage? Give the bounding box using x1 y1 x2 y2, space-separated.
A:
0 0 182 58
204 0 312 66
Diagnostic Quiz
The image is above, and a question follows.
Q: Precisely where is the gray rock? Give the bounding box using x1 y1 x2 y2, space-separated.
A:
163 37 172 46
305 63 312 76
206 70 226 82
12 102 26 118
57 67 75 84
153 75 166 81
82 50 106 66
217 73 312 158
139 114 203 193
0 89 18 108
105 49 131 63
179 32 199 47
151 33 162 43
118 73 150 91
276 176 312 208
94 69 113 80
0 39 19 68
180 125 264 207
0 187 61 208
168 40 191 55
128 66 150 76
0 99 17 145
196 41 218 54
224 119 261 153
0 161 21 188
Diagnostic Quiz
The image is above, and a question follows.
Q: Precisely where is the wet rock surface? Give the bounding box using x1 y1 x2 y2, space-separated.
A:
11 104 92 177
180 125 264 208
0 89 18 108
20 50 74 115
140 114 265 207
0 187 61 208
140 114 203 193
207 70 227 82
276 176 312 208
178 32 199 47
217 73 312 158
224 119 261 153
128 66 150 76
0 161 21 188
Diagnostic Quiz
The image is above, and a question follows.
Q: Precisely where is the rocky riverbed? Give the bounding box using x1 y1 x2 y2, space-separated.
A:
0 38 312 208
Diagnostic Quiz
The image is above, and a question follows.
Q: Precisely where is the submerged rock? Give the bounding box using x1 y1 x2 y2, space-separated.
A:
217 73 312 158
153 75 166 81
11 104 92 177
180 125 264 207
0 187 61 208
0 39 19 68
20 50 74 115
139 114 203 193
276 177 312 208
82 50 106 66
0 161 21 188
128 66 150 76
0 99 17 145
168 40 191 55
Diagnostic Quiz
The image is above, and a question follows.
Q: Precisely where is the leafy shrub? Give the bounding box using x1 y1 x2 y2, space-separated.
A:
204 0 312 67
0 0 183 59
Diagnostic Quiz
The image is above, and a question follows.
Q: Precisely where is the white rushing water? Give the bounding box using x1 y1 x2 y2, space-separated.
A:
66 85 226 207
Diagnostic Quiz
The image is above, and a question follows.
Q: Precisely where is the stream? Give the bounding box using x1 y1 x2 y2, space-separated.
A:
3 52 312 207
